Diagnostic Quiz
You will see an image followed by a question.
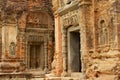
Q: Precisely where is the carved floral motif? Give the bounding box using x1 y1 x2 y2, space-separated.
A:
62 9 79 28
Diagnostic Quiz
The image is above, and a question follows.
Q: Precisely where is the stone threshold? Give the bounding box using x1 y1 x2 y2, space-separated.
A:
45 73 82 80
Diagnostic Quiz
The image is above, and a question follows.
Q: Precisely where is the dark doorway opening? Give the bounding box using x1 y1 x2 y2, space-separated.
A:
29 42 44 70
69 31 81 72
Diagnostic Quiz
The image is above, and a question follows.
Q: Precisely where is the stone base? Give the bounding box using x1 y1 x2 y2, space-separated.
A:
30 78 45 80
71 72 83 80
45 73 82 80
29 70 45 78
0 78 27 80
93 75 119 80
61 71 68 77
0 57 26 73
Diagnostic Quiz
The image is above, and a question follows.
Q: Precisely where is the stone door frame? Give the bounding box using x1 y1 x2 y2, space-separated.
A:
62 25 85 76
25 35 48 72
67 26 81 73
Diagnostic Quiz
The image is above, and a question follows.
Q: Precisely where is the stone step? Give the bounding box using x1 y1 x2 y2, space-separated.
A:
30 78 45 80
71 72 82 79
45 77 81 80
30 70 45 78
45 74 60 80
45 73 82 80
46 77 61 80
93 75 119 80
61 77 77 80
0 78 26 80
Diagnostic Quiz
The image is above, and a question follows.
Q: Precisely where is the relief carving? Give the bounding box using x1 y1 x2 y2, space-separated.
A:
28 36 44 42
27 12 48 28
109 17 114 42
108 1 120 49
97 16 110 52
111 0 120 13
9 42 16 56
27 15 40 24
63 15 78 28
97 17 109 46
62 9 79 28
27 23 48 28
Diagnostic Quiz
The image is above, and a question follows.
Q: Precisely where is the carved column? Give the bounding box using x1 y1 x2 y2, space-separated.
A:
5 23 7 54
48 31 54 70
110 0 120 50
27 44 30 69
17 12 27 60
25 36 28 69
1 22 5 57
79 1 92 79
61 28 67 76
44 36 48 73
2 22 8 58
79 29 85 72
0 23 2 58
33 45 36 69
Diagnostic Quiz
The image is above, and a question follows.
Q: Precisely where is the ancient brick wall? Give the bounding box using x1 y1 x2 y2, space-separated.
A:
85 0 120 80
52 0 120 79
0 0 54 74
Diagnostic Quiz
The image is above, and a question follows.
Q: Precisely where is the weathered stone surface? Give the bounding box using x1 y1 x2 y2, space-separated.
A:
0 0 54 79
0 0 120 80
52 0 120 80
93 75 119 80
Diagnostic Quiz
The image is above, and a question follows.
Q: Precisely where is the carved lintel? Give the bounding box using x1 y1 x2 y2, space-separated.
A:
63 15 79 28
58 0 80 16
27 23 48 28
62 9 79 28
27 36 44 42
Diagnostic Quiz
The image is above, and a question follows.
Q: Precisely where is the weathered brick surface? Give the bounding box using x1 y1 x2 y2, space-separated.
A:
0 0 54 74
52 0 120 79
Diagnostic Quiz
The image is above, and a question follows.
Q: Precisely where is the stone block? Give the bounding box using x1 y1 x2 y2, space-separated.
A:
30 78 45 80
61 77 73 80
71 73 82 80
94 75 118 80
46 77 61 80
0 78 26 80
45 74 61 80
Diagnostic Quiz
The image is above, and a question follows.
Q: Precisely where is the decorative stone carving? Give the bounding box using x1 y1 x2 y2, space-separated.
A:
61 29 67 76
111 0 120 13
62 9 79 28
98 20 108 45
27 23 48 28
9 42 16 56
27 12 49 28
27 36 44 42
0 0 54 75
27 14 40 24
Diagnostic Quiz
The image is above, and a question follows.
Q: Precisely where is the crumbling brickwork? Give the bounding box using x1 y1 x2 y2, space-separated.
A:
52 0 120 80
0 0 54 75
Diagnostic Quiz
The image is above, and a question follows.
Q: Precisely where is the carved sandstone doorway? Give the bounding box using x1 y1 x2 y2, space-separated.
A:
68 27 81 73
28 42 44 70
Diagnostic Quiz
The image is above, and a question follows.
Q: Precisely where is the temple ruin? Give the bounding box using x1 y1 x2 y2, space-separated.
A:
52 0 120 80
0 0 120 80
0 0 54 79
